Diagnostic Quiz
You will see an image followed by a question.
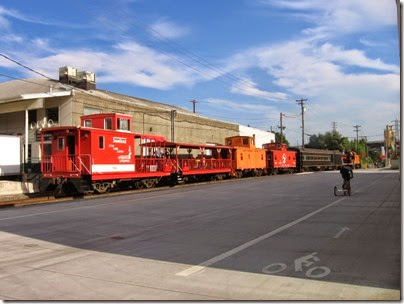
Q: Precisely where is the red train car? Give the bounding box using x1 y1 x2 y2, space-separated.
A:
142 141 233 183
262 143 297 174
41 113 233 195
41 113 171 195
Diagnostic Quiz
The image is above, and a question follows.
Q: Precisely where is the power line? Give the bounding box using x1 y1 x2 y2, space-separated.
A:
73 0 290 103
0 73 54 88
0 53 53 80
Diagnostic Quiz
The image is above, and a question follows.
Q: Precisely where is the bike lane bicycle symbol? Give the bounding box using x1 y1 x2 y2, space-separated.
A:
262 252 331 279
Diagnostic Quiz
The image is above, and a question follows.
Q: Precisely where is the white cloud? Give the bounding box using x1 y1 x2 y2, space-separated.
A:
316 43 399 73
149 19 190 39
230 79 288 101
223 36 399 143
262 0 397 37
15 41 200 90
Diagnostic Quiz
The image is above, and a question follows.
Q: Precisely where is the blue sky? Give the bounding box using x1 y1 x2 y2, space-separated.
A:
0 0 400 145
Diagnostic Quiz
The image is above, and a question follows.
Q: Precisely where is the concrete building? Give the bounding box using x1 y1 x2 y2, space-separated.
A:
239 125 275 149
0 67 274 169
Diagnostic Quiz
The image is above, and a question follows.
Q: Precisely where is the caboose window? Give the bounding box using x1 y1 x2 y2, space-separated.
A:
243 139 249 145
99 136 105 149
227 139 232 145
84 119 92 127
118 118 130 131
104 118 112 130
57 137 65 150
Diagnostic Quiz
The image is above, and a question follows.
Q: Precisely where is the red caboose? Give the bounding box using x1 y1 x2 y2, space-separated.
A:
41 113 170 195
262 143 296 174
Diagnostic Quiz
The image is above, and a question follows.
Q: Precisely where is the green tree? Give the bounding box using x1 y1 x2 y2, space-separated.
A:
275 132 289 146
307 131 349 150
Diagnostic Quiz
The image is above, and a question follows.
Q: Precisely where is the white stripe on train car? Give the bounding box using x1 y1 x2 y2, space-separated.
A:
91 164 135 173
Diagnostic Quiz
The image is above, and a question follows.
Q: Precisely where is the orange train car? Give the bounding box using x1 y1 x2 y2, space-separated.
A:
225 136 266 178
342 151 361 169
262 143 297 174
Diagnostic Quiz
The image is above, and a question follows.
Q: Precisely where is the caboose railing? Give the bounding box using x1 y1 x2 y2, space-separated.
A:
42 155 80 173
135 158 169 173
41 155 93 175
179 158 232 172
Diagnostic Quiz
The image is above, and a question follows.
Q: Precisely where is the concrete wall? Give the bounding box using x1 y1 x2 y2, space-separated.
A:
72 91 239 145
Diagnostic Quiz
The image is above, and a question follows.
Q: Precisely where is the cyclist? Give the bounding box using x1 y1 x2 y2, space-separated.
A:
340 165 353 191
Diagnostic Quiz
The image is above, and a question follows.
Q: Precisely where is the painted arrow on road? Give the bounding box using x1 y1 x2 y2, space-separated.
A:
334 227 350 239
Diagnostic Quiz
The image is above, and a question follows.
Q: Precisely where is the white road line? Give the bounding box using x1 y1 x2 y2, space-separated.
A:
176 176 386 277
176 196 346 277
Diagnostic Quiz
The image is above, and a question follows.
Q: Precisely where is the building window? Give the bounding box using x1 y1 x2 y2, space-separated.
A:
46 107 59 122
28 110 37 125
104 117 112 130
99 136 105 149
57 137 65 150
118 118 130 131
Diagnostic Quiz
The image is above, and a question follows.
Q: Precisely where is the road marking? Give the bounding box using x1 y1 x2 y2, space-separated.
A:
294 252 319 272
176 175 386 277
306 266 331 279
333 227 350 239
262 263 287 274
295 172 313 175
176 196 346 277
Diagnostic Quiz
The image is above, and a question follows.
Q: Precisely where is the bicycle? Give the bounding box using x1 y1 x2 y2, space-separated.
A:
334 179 351 196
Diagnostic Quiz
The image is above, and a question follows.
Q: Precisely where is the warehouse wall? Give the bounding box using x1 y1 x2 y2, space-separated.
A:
72 91 239 145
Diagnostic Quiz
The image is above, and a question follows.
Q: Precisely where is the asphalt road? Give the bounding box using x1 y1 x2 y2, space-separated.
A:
0 169 400 300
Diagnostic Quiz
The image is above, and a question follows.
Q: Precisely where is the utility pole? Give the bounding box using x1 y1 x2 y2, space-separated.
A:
170 110 177 142
392 118 400 142
296 98 307 148
332 121 337 133
189 99 198 113
278 113 286 144
353 125 361 153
